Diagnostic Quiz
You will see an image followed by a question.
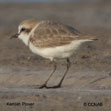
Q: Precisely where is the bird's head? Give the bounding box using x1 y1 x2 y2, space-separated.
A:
10 19 40 45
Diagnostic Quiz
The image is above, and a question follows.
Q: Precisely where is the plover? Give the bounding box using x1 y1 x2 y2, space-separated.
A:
11 19 97 89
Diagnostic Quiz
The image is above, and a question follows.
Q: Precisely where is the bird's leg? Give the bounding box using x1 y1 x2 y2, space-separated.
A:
56 58 71 87
45 58 71 89
39 61 57 89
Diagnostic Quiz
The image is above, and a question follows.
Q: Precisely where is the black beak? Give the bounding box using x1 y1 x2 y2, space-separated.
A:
10 33 19 39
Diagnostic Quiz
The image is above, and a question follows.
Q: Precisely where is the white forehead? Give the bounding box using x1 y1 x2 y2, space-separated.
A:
19 24 29 30
18 24 29 33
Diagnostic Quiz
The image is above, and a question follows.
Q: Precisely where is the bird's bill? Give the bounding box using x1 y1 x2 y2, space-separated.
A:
10 33 19 39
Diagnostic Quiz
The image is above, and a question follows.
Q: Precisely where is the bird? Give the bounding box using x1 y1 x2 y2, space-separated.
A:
10 19 97 89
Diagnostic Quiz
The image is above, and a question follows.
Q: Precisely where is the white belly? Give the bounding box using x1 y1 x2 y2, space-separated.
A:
29 39 91 61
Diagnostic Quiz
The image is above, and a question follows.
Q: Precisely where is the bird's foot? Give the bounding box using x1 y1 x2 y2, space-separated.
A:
38 84 47 89
45 85 61 89
39 84 61 89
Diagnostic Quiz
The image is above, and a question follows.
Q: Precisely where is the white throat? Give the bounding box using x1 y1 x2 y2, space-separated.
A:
18 33 30 46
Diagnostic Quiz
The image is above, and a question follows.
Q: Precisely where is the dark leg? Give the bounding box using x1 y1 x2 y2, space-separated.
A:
46 58 71 89
39 61 57 89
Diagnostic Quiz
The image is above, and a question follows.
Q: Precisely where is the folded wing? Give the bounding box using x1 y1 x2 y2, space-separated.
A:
29 21 96 48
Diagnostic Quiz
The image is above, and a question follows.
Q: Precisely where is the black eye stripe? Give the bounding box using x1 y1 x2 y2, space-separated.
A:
20 27 31 33
21 28 26 31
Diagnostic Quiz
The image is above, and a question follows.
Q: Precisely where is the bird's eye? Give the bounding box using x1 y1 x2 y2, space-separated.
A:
21 27 26 32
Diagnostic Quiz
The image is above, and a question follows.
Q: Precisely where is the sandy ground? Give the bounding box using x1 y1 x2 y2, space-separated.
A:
0 1 111 110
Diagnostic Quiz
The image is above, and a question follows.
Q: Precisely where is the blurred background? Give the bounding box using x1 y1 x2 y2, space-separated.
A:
0 1 111 110
0 0 111 29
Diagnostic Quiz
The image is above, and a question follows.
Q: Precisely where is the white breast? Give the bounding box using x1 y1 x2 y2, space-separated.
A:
29 39 91 61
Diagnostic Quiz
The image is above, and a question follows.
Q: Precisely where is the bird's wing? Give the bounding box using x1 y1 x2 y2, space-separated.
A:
29 21 92 48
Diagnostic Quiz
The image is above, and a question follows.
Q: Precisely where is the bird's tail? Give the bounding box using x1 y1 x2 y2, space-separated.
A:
89 36 98 41
77 35 98 42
